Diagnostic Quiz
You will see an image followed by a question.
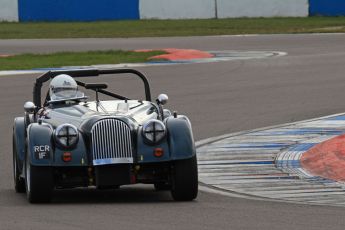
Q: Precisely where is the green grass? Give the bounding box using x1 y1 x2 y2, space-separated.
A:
0 50 165 70
0 17 345 39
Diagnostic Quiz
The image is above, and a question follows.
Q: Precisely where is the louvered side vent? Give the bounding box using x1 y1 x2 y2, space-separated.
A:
91 119 133 165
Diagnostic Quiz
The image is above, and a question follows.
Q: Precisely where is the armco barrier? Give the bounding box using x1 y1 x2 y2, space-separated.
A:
217 0 309 18
18 0 139 21
310 0 345 16
140 0 215 19
0 0 18 21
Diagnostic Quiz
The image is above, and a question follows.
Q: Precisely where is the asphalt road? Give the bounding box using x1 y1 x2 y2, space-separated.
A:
1 34 345 229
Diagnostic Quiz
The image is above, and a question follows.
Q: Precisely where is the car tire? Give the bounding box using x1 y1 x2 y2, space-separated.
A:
171 155 198 201
25 150 53 203
154 182 171 191
13 134 25 193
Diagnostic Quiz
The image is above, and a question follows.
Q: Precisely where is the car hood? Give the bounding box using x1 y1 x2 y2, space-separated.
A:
42 100 158 130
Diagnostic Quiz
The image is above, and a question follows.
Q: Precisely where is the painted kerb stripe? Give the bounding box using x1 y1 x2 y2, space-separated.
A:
197 113 345 207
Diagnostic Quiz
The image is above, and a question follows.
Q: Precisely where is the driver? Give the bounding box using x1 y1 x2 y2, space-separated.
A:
49 74 84 102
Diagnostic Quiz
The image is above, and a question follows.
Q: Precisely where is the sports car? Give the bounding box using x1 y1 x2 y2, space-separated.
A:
12 68 198 203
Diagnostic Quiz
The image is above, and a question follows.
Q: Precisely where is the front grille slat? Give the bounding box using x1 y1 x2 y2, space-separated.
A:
107 120 112 160
121 123 125 158
116 122 120 158
120 123 124 158
91 119 133 165
126 131 132 158
106 120 110 159
101 122 105 160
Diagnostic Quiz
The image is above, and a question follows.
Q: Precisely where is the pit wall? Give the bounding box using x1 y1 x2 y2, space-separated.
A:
1 0 345 22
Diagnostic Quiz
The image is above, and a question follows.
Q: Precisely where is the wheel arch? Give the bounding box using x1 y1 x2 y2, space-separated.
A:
166 115 196 160
13 117 26 169
27 123 54 166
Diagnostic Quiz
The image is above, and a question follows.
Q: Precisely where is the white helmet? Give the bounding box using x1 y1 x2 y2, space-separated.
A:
49 74 79 101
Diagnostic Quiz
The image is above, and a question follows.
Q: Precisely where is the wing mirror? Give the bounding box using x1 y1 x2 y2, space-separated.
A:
157 94 169 105
24 101 36 114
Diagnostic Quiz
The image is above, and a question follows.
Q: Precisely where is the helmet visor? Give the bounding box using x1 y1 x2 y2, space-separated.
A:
50 87 84 101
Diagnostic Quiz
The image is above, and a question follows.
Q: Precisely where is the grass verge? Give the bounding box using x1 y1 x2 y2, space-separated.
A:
0 17 345 39
0 50 165 71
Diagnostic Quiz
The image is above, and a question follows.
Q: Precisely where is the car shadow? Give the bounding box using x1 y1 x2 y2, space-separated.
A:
51 184 174 204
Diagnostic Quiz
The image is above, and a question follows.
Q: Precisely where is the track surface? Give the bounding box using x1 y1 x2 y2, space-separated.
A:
1 34 345 229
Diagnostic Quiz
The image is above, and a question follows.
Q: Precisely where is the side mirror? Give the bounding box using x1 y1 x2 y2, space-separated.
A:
157 94 169 105
24 101 36 114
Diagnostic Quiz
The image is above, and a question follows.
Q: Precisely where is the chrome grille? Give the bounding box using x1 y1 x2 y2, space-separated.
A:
91 118 133 165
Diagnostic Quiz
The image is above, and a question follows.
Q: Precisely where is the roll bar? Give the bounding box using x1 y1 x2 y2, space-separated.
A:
33 68 152 107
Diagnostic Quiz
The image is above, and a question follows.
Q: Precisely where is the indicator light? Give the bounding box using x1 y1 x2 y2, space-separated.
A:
154 148 164 158
62 152 72 162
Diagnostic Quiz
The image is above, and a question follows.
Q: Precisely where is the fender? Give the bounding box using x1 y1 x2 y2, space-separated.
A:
137 127 171 163
27 123 54 166
28 123 89 166
53 133 89 166
166 115 196 161
13 117 26 171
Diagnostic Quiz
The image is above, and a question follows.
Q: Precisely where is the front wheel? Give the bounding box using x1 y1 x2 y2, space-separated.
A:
25 151 54 203
171 155 198 201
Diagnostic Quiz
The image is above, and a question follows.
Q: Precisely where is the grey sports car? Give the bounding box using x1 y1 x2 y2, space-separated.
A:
13 68 198 203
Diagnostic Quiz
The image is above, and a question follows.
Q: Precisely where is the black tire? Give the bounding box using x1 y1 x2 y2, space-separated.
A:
171 155 198 201
25 150 54 203
13 134 25 193
154 182 171 191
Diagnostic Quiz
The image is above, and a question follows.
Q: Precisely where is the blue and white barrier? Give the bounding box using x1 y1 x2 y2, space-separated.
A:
140 0 215 19
217 0 309 18
310 0 345 16
18 0 139 22
0 0 18 21
0 0 344 22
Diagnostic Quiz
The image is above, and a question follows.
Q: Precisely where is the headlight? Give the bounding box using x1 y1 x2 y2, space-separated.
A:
142 120 166 144
55 124 79 148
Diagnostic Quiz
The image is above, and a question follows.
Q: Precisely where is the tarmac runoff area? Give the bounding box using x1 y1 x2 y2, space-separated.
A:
0 49 286 76
197 113 345 207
